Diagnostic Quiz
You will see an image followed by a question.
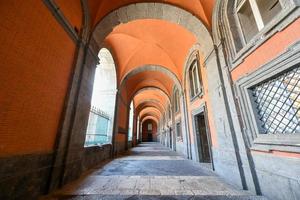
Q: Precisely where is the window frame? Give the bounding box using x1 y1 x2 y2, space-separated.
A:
148 123 153 131
230 0 299 69
84 106 111 147
236 0 282 45
176 121 183 140
236 42 300 153
168 105 172 120
174 89 180 113
188 54 204 101
127 102 134 141
236 0 261 44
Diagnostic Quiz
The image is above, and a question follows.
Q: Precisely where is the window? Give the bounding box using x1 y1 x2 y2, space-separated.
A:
128 101 134 141
189 59 203 98
250 66 300 134
237 0 259 43
168 106 172 120
148 123 153 131
174 89 180 113
176 122 182 138
256 0 281 25
84 48 117 146
237 0 282 43
236 43 300 152
137 117 140 140
85 107 110 146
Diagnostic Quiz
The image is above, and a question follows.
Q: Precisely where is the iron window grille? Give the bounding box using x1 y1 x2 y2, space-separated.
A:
85 106 111 146
250 66 300 134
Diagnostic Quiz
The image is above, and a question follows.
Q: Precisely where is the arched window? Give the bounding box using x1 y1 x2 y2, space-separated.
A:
84 48 117 146
147 123 153 131
176 122 182 139
189 58 203 98
174 89 180 113
136 116 140 141
128 101 134 141
236 0 282 43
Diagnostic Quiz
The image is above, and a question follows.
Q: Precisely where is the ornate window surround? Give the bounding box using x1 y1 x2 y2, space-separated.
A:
186 51 204 101
236 41 300 153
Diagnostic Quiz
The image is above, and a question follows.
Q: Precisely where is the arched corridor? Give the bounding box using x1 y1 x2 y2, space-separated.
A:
1 1 300 200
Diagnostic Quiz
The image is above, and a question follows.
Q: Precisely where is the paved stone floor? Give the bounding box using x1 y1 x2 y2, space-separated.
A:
42 143 267 200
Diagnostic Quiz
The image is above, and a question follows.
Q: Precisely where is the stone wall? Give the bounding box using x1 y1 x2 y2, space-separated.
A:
0 153 53 199
0 1 114 199
82 144 112 171
211 1 300 199
0 144 112 200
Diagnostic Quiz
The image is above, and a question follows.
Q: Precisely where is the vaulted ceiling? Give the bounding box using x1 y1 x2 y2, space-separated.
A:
88 0 215 29
89 0 215 126
105 19 197 83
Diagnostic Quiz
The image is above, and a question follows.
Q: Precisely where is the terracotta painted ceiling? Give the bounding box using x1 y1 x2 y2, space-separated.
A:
134 89 170 112
88 0 215 29
123 71 173 99
104 19 197 83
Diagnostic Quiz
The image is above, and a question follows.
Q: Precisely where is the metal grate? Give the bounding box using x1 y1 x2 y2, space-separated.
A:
251 66 300 134
85 107 111 146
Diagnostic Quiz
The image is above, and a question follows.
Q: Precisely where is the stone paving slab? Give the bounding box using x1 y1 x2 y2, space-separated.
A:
52 176 247 196
96 160 215 176
128 151 179 157
42 194 268 200
41 143 268 200
116 156 185 161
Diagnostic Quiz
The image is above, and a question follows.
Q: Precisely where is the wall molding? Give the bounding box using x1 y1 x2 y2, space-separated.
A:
42 0 79 42
236 41 300 153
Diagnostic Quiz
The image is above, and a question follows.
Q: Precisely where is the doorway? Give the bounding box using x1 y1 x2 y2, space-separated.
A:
194 112 211 163
147 132 153 142
142 120 157 142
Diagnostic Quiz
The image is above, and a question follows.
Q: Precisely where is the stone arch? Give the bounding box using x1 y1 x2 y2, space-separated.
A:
141 116 159 125
131 86 171 105
135 100 166 116
140 107 162 118
139 106 163 116
117 65 183 106
120 64 182 93
91 3 214 59
97 44 123 85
